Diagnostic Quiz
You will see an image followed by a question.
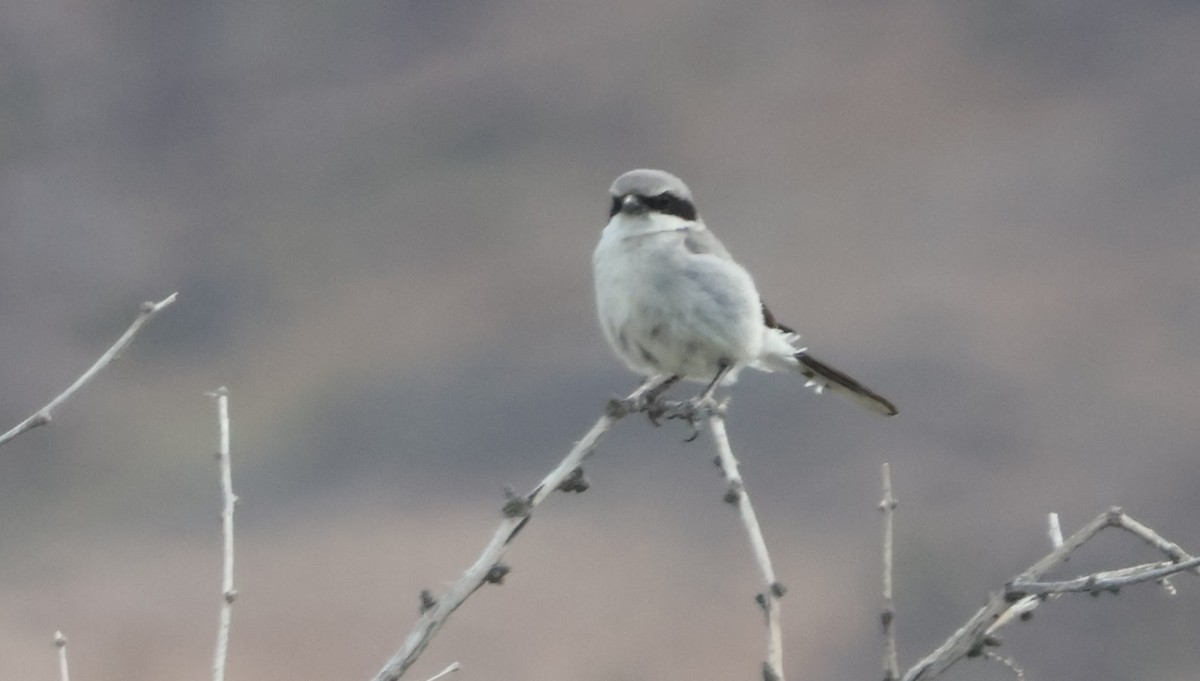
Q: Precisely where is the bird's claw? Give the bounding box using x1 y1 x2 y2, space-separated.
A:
646 395 669 426
675 397 712 442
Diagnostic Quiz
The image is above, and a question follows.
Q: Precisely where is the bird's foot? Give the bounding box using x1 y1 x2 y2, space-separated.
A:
669 393 725 442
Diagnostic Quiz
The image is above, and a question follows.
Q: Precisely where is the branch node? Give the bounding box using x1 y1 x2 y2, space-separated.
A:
723 480 743 505
769 581 787 598
501 488 532 518
761 661 781 681
419 590 438 614
224 589 239 604
556 467 590 494
484 564 511 585
604 397 629 419
54 631 67 647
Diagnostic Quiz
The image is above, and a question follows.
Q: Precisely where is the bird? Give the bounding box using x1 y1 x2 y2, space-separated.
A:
592 168 897 416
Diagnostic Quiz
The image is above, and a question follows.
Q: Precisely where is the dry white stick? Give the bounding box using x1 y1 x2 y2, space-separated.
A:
208 387 238 681
709 406 785 681
0 292 179 448
879 463 900 681
370 377 673 681
1047 513 1063 548
422 662 461 681
54 631 69 681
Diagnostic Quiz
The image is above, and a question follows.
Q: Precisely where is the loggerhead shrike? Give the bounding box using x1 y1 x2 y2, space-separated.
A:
593 168 897 416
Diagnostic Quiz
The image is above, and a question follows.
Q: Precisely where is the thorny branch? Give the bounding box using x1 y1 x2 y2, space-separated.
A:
709 407 786 681
370 377 675 681
371 382 785 681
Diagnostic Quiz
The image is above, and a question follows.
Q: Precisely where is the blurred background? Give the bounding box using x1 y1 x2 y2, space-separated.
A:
1 0 1198 679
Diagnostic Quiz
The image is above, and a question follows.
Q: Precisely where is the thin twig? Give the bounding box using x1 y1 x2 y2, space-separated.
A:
900 507 1199 681
0 292 179 448
422 662 461 681
709 405 785 681
1113 512 1200 574
208 387 237 681
370 377 673 681
982 651 1026 681
54 631 69 681
880 463 900 681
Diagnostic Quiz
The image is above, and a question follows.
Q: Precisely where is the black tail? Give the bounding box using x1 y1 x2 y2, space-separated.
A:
796 352 898 416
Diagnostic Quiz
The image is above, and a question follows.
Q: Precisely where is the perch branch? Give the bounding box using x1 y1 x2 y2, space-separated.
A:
208 387 238 681
709 405 785 681
900 507 1199 681
370 376 674 681
879 462 900 681
0 292 178 448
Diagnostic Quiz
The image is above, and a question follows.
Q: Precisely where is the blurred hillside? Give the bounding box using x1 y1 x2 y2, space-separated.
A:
1 1 1198 680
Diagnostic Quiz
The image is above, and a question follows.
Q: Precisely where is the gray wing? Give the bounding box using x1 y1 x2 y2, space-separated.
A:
684 225 795 337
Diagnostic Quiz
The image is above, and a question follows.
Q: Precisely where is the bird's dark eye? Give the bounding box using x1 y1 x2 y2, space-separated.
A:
650 192 697 221
609 195 622 218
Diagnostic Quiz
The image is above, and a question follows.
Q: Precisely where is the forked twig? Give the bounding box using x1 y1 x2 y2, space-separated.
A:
900 507 1199 681
0 293 179 448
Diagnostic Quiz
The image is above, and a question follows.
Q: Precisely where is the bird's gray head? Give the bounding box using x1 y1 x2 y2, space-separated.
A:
608 169 698 221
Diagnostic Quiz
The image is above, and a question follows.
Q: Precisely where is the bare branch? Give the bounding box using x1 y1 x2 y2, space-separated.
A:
1009 556 1200 596
54 631 69 681
208 387 238 681
900 508 1199 681
1112 512 1200 574
879 462 900 681
709 406 785 681
0 292 179 449
370 377 673 681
